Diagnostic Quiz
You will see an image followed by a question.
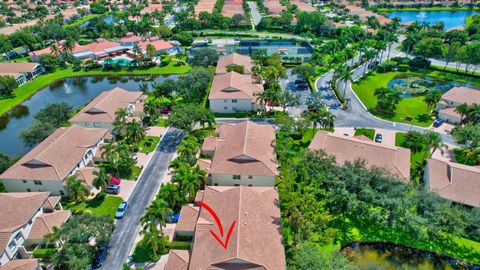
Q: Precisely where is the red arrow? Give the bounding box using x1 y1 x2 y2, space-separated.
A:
198 201 236 249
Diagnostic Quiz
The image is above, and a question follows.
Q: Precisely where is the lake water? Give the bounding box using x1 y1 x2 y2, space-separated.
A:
0 75 178 157
343 242 479 270
388 10 480 29
388 75 479 98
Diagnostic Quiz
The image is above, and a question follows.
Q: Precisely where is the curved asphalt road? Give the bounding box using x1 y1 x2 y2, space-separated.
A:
315 44 458 145
100 128 186 270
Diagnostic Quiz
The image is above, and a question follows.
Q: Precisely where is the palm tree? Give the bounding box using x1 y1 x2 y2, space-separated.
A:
157 183 182 211
140 222 165 257
320 109 336 130
126 120 146 144
144 98 160 119
362 49 377 76
335 64 353 98
101 142 116 160
50 43 61 56
133 44 143 58
176 137 201 158
62 38 75 54
305 110 323 134
424 90 442 111
146 44 157 57
112 108 129 139
92 167 110 192
255 91 269 112
66 176 89 203
143 198 173 232
423 131 443 159
455 103 470 124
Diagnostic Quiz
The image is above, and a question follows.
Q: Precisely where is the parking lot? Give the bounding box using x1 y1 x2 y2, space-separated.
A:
279 69 311 117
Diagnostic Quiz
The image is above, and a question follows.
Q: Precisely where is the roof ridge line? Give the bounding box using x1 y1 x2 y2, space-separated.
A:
235 186 242 258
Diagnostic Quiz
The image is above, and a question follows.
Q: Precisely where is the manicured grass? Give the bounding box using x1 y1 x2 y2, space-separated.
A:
65 195 123 218
430 65 480 77
0 62 191 117
139 136 160 153
132 238 189 263
32 248 56 259
155 118 168 127
352 71 432 127
339 217 480 264
354 128 375 140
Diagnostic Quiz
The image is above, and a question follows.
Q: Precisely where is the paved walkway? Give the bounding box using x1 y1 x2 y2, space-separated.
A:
247 1 262 26
100 128 186 270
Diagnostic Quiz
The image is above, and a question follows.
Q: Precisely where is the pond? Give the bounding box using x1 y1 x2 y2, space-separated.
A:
388 10 480 29
0 75 178 157
343 242 480 270
387 75 479 98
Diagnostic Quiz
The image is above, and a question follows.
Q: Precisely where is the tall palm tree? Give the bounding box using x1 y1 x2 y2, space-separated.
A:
455 103 470 124
157 183 182 211
126 120 146 144
176 137 201 158
62 38 75 54
50 43 61 56
424 90 442 111
320 110 336 130
143 198 173 232
112 108 129 139
335 64 353 98
92 167 110 192
66 176 89 203
424 131 443 159
140 222 165 257
255 91 269 112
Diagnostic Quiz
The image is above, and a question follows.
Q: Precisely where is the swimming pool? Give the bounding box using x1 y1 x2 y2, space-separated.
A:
103 58 131 66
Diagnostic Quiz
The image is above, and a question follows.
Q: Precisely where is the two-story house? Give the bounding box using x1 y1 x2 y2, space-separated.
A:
69 87 145 131
215 53 253 75
437 86 480 124
0 62 43 85
0 192 70 269
208 72 264 113
197 121 278 187
0 125 108 195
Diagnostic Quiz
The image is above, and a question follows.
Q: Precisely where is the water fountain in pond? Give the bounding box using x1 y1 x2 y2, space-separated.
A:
64 82 72 94
417 11 427 19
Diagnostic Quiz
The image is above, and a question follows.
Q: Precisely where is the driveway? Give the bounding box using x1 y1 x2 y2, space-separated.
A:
100 128 186 270
247 1 262 26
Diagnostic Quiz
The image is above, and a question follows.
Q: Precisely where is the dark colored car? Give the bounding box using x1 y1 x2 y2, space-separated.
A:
374 133 383 143
106 184 121 194
115 201 129 219
433 119 444 128
294 79 306 84
92 245 109 269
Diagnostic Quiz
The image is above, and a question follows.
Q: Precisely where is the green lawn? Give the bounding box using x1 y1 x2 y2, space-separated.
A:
0 62 191 116
352 71 432 127
64 195 123 218
139 136 160 153
338 216 480 264
132 238 189 263
155 118 168 127
354 128 375 140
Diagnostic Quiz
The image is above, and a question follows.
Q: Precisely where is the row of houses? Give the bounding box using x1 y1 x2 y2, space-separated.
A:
29 33 180 62
0 87 145 196
209 53 264 113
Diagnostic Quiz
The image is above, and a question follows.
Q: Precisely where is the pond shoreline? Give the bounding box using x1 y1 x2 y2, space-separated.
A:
342 241 480 269
0 63 191 117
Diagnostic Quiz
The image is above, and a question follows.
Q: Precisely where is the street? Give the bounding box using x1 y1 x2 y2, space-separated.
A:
315 44 458 145
100 128 186 270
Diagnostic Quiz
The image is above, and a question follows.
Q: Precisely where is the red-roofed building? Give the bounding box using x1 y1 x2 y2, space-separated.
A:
138 39 178 55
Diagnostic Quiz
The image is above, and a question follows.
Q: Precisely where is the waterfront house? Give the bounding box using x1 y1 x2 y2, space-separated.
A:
70 87 145 130
0 62 43 85
0 125 108 195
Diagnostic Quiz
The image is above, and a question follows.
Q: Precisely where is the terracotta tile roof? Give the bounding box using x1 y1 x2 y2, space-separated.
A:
176 204 199 232
139 40 174 51
185 186 286 270
73 39 123 54
196 159 211 172
0 259 39 270
209 72 263 100
0 62 38 74
206 121 278 177
120 35 143 43
42 196 60 210
165 250 189 270
28 210 71 239
291 0 316 12
441 87 480 105
75 166 100 187
0 125 108 181
0 193 49 252
201 137 218 152
70 87 143 124
439 107 461 118
215 53 253 74
141 3 163 13
309 131 411 181
426 158 480 207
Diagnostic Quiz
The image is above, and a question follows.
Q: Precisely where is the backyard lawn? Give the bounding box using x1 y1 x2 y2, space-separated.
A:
64 195 123 218
395 132 427 168
354 128 375 140
132 238 190 263
0 62 191 116
352 71 432 127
